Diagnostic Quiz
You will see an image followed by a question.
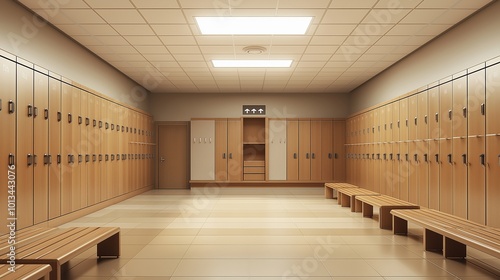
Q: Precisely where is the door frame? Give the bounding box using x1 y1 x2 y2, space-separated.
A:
155 121 190 189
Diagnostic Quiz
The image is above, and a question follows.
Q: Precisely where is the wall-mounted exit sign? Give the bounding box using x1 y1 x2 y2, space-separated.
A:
243 105 266 116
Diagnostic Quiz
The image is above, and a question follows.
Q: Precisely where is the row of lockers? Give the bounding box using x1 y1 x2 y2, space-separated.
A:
345 58 500 227
0 52 154 234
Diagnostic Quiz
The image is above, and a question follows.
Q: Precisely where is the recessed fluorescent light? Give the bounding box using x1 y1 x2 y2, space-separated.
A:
196 17 312 35
212 60 293 68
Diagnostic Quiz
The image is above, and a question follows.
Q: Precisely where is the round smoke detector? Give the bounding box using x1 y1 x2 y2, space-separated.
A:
243 46 267 54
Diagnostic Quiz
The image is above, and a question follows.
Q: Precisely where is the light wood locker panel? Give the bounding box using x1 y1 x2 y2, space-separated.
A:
452 138 467 219
439 139 453 214
61 83 73 214
368 111 374 143
373 143 381 193
333 120 345 182
215 119 227 181
428 87 440 140
48 76 61 219
33 71 49 225
468 137 485 224
0 56 16 235
191 120 215 180
428 139 440 210
310 120 322 181
16 64 34 229
298 119 311 181
287 119 299 181
227 118 242 181
486 62 500 227
88 94 100 205
468 69 486 137
80 90 88 207
408 95 418 140
392 102 400 141
417 91 429 140
380 106 387 142
321 120 333 181
100 99 109 200
117 106 125 194
391 142 400 198
109 103 119 196
399 142 409 201
453 76 467 137
70 86 81 211
400 98 409 141
386 104 392 142
268 119 287 180
439 81 453 139
417 140 429 207
408 141 418 204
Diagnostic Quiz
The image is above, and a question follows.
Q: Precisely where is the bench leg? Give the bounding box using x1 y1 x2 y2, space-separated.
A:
353 197 362 213
444 237 466 259
379 207 393 230
393 215 408 235
97 232 120 258
340 193 350 208
424 229 443 253
362 202 373 218
325 187 333 199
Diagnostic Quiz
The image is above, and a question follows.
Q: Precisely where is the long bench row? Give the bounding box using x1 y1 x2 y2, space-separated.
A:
324 183 500 261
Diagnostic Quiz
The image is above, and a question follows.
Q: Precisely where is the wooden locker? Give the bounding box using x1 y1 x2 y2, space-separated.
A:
486 62 500 227
100 98 109 200
47 75 62 219
33 70 49 224
287 119 299 181
80 90 88 207
452 138 467 219
16 63 34 229
332 120 347 182
0 54 16 235
61 83 72 214
399 142 409 201
227 118 242 181
390 142 400 198
215 119 227 181
87 93 100 205
298 119 311 181
407 95 418 204
440 80 453 138
467 69 486 224
453 75 467 137
417 91 429 207
391 101 401 198
191 120 215 180
310 120 322 181
109 103 118 196
70 86 81 211
428 139 440 210
268 119 287 180
372 109 380 192
439 139 453 214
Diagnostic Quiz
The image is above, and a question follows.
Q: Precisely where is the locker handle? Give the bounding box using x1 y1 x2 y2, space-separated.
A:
44 154 50 165
93 120 97 127
435 113 438 123
328 153 332 159
117 125 120 131
397 120 400 128
27 154 33 166
78 155 82 163
68 113 72 123
86 118 90 126
435 154 439 163
424 154 428 162
0 98 2 111
405 119 408 127
57 112 62 122
105 155 109 161
424 115 428 124
111 124 114 130
222 153 226 159
199 137 202 143
229 153 233 159
8 100 15 114
462 107 467 118
44 109 49 120
117 154 120 161
28 104 34 117
93 154 97 162
447 154 452 164
68 154 73 164
86 154 90 163
414 117 417 126
384 124 387 130
448 110 452 120
480 154 485 166
372 153 375 160
9 153 15 166
498 155 500 166
105 122 109 129
294 153 297 159
397 153 401 161
377 153 380 160
481 103 485 116
414 154 418 162
111 154 115 161
99 121 102 128
390 123 393 129
99 154 103 162
334 153 339 159
462 154 467 165
306 153 310 159
366 153 370 159
372 127 375 133
122 126 125 132
34 107 39 117
389 153 393 160
78 116 82 125
405 154 409 162
383 153 386 160
57 155 61 164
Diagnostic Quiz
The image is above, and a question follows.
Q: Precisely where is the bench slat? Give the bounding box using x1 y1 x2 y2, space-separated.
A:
0 264 51 280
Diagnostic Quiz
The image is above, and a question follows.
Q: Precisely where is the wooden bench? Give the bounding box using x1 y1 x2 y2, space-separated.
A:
356 195 419 230
0 264 51 280
391 209 500 259
337 188 380 212
0 227 120 280
324 183 358 199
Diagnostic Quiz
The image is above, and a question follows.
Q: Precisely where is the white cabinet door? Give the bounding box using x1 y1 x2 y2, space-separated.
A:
191 120 215 180
268 119 287 180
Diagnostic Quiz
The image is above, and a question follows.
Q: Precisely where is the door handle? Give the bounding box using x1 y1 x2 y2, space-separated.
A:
68 113 72 123
57 155 61 164
480 154 485 166
414 117 417 126
481 103 485 116
27 154 33 166
34 107 38 118
44 109 49 120
9 154 15 166
334 153 338 159
435 154 439 163
397 153 401 161
463 107 467 118
414 154 418 163
328 153 332 159
78 116 82 125
160 157 165 163
424 154 428 162
306 153 310 159
44 154 51 165
28 104 33 117
9 100 15 114
462 154 467 165
448 110 452 120
405 154 409 162
293 153 297 159
229 153 233 159
448 154 452 164
424 115 428 124
57 112 62 122
389 153 393 160
311 153 315 159
222 153 226 159
435 113 439 123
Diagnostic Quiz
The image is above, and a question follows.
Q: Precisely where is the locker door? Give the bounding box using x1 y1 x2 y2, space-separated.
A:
191 120 215 180
399 142 409 201
428 139 440 210
269 119 287 180
88 94 100 205
407 95 418 204
417 91 429 207
100 99 108 200
486 62 500 227
453 76 468 219
467 69 486 224
80 90 88 207
320 119 333 181
227 118 242 181
311 120 322 181
298 119 311 181
17 63 34 229
71 86 81 211
372 109 380 192
33 70 49 224
48 76 61 219
391 101 400 198
287 119 299 180
0 55 16 235
215 119 228 181
429 86 440 139
333 120 346 182
439 139 453 214
440 81 453 139
61 83 73 214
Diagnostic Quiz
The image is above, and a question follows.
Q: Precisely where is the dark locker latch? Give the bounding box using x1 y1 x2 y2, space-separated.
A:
462 107 467 118
447 154 452 164
414 154 418 162
86 118 90 126
86 154 90 162
93 120 97 127
435 113 439 123
462 154 467 165
334 153 339 159
44 154 51 165
293 153 297 159
44 109 49 120
9 154 15 166
435 154 439 163
481 103 485 116
57 112 62 122
57 155 61 164
78 116 82 125
78 155 82 163
448 110 452 120
34 107 38 117
68 113 72 123
480 154 485 166
328 153 332 159
28 104 33 117
424 154 428 162
27 154 33 166
311 153 315 159
8 100 15 114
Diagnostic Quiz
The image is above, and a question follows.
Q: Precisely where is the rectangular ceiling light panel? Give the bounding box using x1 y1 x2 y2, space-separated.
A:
212 60 293 68
196 17 313 35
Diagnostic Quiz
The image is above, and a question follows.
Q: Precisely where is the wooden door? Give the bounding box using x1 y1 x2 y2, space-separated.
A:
428 139 440 210
269 119 287 180
71 86 81 211
158 122 189 188
467 69 486 224
100 99 109 200
439 139 453 214
191 120 215 180
287 119 299 180
48 76 61 219
215 119 228 181
333 120 346 182
453 75 467 137
80 91 88 207
16 63 34 229
321 120 333 181
486 62 500 227
88 94 101 205
61 83 73 214
227 118 242 181
453 138 467 219
33 70 49 225
298 119 311 181
310 120 322 181
0 55 16 235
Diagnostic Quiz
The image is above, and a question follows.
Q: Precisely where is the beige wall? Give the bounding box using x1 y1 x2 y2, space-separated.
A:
150 92 349 121
349 1 500 115
0 1 150 111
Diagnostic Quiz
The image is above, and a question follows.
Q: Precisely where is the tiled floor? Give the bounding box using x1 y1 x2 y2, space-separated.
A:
60 187 500 279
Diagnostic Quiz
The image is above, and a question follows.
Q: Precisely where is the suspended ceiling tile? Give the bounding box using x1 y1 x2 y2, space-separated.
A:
386 24 425 36
199 46 235 54
42 9 105 24
173 54 205 61
344 35 382 46
417 24 453 36
269 46 307 54
234 0 278 9
374 0 423 9
434 9 476 24
96 9 146 24
330 0 378 9
124 35 163 45
167 46 201 54
361 9 411 24
195 36 234 46
271 36 313 46
160 36 197 45
322 9 370 24
18 0 89 9
151 25 192 35
85 0 135 9
353 24 394 36
113 25 155 35
314 24 357 36
305 45 339 54
300 54 332 61
399 9 446 24
131 0 180 8
140 9 186 24
417 0 461 9
134 45 170 54
143 54 175 62
454 0 493 9
309 36 346 45
278 0 331 9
